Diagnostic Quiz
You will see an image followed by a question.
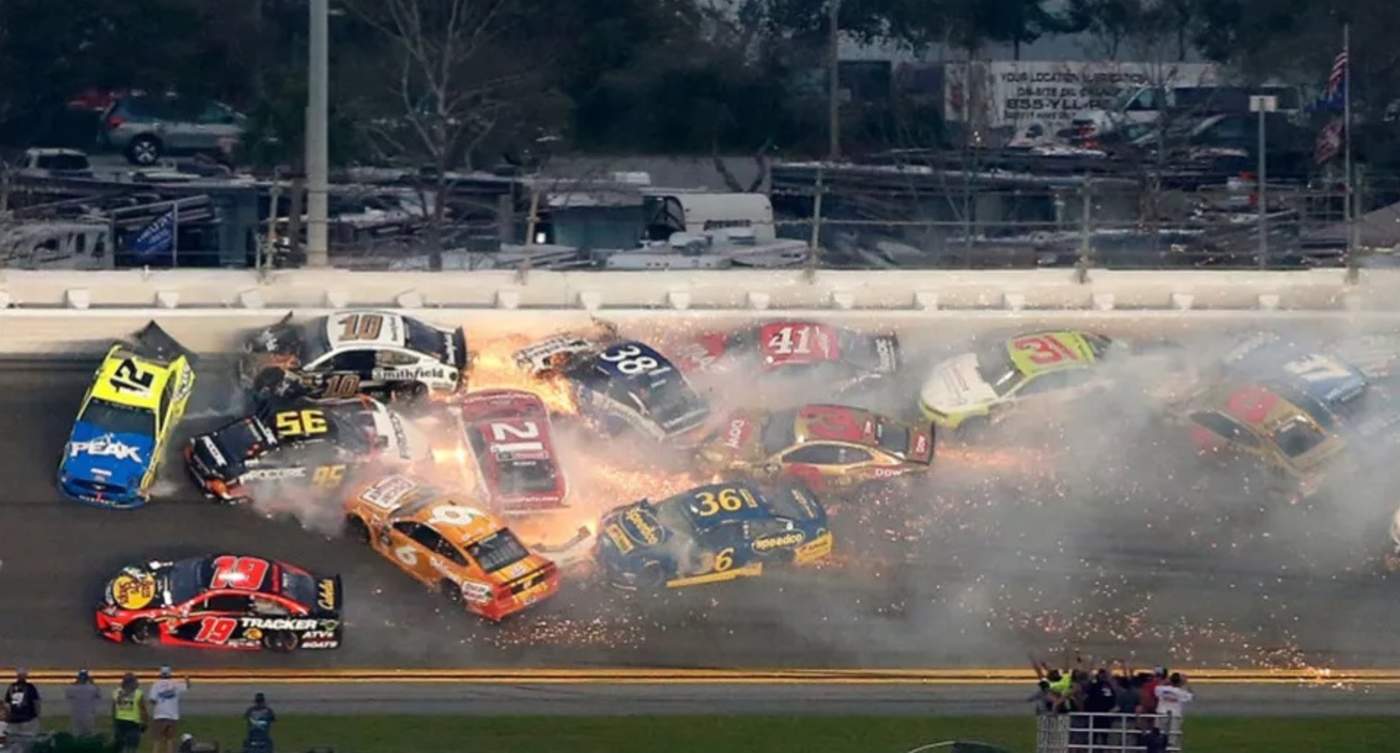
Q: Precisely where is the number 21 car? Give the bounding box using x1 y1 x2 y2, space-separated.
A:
596 481 832 591
343 474 559 620
58 324 196 509
96 554 342 652
459 389 568 513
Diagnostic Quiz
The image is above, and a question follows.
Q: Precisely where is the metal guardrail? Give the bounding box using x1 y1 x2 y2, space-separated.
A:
1036 713 1182 753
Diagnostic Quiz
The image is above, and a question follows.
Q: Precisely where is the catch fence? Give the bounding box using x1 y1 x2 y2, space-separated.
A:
1035 713 1183 753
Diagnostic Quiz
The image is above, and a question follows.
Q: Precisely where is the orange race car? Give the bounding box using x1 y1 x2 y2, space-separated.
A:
342 474 558 620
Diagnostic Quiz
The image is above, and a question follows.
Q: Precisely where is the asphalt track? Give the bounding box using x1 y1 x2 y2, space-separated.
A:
5 322 1400 716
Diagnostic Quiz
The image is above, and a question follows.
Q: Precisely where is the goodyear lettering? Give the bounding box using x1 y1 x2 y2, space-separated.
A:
624 508 661 546
753 531 806 552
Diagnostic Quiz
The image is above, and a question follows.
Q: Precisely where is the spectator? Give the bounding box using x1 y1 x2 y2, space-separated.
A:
1136 666 1165 730
1114 672 1141 716
1084 667 1119 746
149 666 190 753
4 668 42 753
1026 680 1059 715
63 670 102 738
243 693 276 753
1140 725 1169 753
112 673 148 753
1154 672 1195 735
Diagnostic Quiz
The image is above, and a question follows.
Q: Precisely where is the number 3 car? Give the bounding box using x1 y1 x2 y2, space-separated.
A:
240 310 467 404
95 554 342 652
697 404 933 491
343 474 559 620
58 324 196 509
596 481 832 591
186 395 431 503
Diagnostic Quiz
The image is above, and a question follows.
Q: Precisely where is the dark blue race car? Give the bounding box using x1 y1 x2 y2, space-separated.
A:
595 481 832 590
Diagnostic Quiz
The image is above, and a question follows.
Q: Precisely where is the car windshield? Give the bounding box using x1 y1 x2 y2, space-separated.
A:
280 569 316 606
403 318 450 362
975 341 1022 397
498 459 560 495
466 529 530 573
37 153 89 171
760 410 798 454
165 557 210 604
214 418 268 460
1274 417 1327 458
763 490 810 522
81 398 155 435
874 421 910 455
300 320 332 363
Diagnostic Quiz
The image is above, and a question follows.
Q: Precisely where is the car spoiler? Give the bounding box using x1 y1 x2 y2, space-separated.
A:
132 321 199 366
315 575 343 614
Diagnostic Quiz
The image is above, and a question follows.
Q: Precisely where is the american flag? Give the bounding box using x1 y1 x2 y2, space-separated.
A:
1322 50 1348 103
1314 118 1344 165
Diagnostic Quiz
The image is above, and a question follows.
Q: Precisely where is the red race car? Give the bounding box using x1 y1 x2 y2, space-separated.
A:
460 389 568 513
96 554 342 652
676 321 900 392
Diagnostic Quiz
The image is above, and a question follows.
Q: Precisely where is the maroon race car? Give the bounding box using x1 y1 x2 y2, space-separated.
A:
675 321 901 392
460 389 568 513
95 554 342 652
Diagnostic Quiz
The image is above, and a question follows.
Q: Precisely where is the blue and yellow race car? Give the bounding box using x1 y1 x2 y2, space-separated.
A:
595 481 832 590
58 325 196 508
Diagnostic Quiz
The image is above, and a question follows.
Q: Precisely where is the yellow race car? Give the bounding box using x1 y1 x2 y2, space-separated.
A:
918 330 1123 430
58 324 196 508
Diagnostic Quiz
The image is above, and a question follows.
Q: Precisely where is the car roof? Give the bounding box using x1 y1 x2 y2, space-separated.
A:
321 310 410 352
1211 383 1314 429
90 348 174 409
1006 330 1110 377
402 498 501 545
668 482 775 528
792 404 884 448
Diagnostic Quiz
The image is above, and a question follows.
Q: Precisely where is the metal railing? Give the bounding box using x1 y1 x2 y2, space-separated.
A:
1036 713 1183 753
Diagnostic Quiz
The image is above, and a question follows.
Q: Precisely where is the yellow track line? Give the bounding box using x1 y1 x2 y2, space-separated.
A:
19 668 1400 686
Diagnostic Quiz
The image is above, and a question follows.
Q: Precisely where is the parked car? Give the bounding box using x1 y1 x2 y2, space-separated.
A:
16 148 92 178
100 96 246 165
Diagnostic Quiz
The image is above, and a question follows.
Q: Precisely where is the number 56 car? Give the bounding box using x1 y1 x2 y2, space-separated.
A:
596 481 832 591
58 324 196 509
95 554 342 652
343 474 559 620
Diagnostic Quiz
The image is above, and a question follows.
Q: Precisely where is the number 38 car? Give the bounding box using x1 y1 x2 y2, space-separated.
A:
596 481 832 591
239 310 467 403
344 474 559 620
58 324 196 509
186 395 431 503
698 404 932 491
95 554 342 652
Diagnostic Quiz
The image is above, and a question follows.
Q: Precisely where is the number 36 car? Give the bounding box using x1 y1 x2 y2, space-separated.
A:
58 324 196 509
596 481 832 591
95 554 342 652
343 474 559 620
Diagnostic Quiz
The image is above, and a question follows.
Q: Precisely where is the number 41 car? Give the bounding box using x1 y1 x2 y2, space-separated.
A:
96 554 342 652
58 323 196 509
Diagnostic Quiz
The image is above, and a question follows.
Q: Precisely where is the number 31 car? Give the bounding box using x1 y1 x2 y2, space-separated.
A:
343 474 559 620
96 554 342 652
58 324 196 508
596 481 832 591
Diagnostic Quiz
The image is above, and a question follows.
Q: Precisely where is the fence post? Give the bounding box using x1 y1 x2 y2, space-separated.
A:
171 198 180 269
1076 178 1093 282
808 166 824 252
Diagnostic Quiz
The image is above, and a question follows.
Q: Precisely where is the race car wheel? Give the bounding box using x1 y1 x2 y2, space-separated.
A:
955 416 989 441
344 515 371 545
637 562 668 590
125 620 159 646
440 579 464 608
393 382 429 405
262 631 299 653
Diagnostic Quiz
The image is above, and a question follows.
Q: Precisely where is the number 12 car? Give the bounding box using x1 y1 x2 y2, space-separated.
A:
59 325 196 508
96 554 342 652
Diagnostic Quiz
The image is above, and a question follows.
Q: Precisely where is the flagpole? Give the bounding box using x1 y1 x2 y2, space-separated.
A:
1343 22 1353 260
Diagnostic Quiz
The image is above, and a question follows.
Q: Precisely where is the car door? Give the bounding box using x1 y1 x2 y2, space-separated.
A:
173 593 252 646
695 521 751 577
312 350 377 397
385 521 445 585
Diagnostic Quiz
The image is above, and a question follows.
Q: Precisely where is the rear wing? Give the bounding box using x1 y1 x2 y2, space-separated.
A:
512 336 597 376
314 575 343 614
132 321 199 367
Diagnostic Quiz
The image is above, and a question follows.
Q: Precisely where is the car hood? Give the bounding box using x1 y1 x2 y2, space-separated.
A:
921 353 999 412
63 423 154 487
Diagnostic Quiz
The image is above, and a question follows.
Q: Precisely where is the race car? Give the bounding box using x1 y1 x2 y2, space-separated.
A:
515 336 709 441
58 324 196 508
186 395 431 503
698 404 933 491
343 474 559 620
918 330 1122 429
95 554 342 651
676 321 900 391
595 481 832 590
239 310 467 403
1185 350 1378 497
459 389 568 513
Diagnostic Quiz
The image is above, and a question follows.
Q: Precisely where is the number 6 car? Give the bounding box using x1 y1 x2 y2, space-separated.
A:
95 554 342 652
343 474 559 621
596 481 832 591
58 324 196 508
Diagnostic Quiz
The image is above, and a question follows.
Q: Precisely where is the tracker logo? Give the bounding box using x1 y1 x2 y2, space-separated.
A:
240 617 320 631
71 435 143 463
752 531 805 552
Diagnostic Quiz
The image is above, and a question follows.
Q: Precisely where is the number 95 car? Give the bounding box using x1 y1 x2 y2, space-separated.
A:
596 481 832 591
95 554 342 652
59 325 196 508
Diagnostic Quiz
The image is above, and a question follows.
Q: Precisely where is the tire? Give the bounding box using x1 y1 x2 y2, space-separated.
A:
126 135 162 166
262 630 299 653
440 579 464 608
637 562 667 590
125 620 158 646
954 416 990 442
392 382 429 407
345 515 371 545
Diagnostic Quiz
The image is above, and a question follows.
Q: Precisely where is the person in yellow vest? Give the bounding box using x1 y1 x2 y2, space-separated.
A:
112 673 149 753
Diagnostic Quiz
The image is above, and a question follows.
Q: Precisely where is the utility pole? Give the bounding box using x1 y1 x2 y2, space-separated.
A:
827 0 841 161
1250 95 1277 268
306 0 330 268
